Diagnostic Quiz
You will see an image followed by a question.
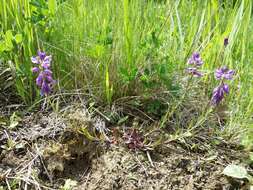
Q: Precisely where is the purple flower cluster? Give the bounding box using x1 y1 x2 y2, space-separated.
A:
215 66 235 80
31 51 55 96
123 129 144 150
186 49 235 106
188 52 203 66
186 52 203 77
211 66 235 105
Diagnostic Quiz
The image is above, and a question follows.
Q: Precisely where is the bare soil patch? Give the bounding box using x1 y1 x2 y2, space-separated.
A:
0 108 251 190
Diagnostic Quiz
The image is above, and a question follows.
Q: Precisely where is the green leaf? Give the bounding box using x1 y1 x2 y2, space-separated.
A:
48 0 57 15
0 41 6 52
223 164 249 180
5 30 13 50
117 116 129 125
14 34 22 44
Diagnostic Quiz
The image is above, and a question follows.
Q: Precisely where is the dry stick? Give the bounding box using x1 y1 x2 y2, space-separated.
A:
146 151 154 167
3 169 12 190
5 178 11 190
17 153 39 174
82 171 91 189
38 152 53 184
80 167 89 180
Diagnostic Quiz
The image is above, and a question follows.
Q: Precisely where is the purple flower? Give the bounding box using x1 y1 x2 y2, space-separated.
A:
41 56 52 69
215 66 235 80
31 57 39 64
186 67 203 77
188 52 203 66
31 51 55 96
32 67 40 73
38 51 46 60
46 75 54 83
223 84 229 93
211 83 229 105
32 51 52 68
41 82 51 96
186 52 204 77
211 66 235 106
36 73 43 87
43 69 52 76
224 38 228 47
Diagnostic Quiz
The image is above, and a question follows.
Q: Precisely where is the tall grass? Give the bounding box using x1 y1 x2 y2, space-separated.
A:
0 0 252 146
0 0 41 104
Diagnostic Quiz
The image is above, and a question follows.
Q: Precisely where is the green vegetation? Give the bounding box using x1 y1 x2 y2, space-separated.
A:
0 0 252 149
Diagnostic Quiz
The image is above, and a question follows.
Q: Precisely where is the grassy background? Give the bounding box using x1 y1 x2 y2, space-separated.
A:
0 0 252 148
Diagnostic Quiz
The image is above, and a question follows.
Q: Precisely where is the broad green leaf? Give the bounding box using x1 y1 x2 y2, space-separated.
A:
14 34 22 44
223 164 248 180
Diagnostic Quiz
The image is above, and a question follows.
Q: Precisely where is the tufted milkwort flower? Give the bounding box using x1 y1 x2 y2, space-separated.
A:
186 52 204 77
215 66 235 80
31 51 55 96
187 52 203 66
211 66 235 105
